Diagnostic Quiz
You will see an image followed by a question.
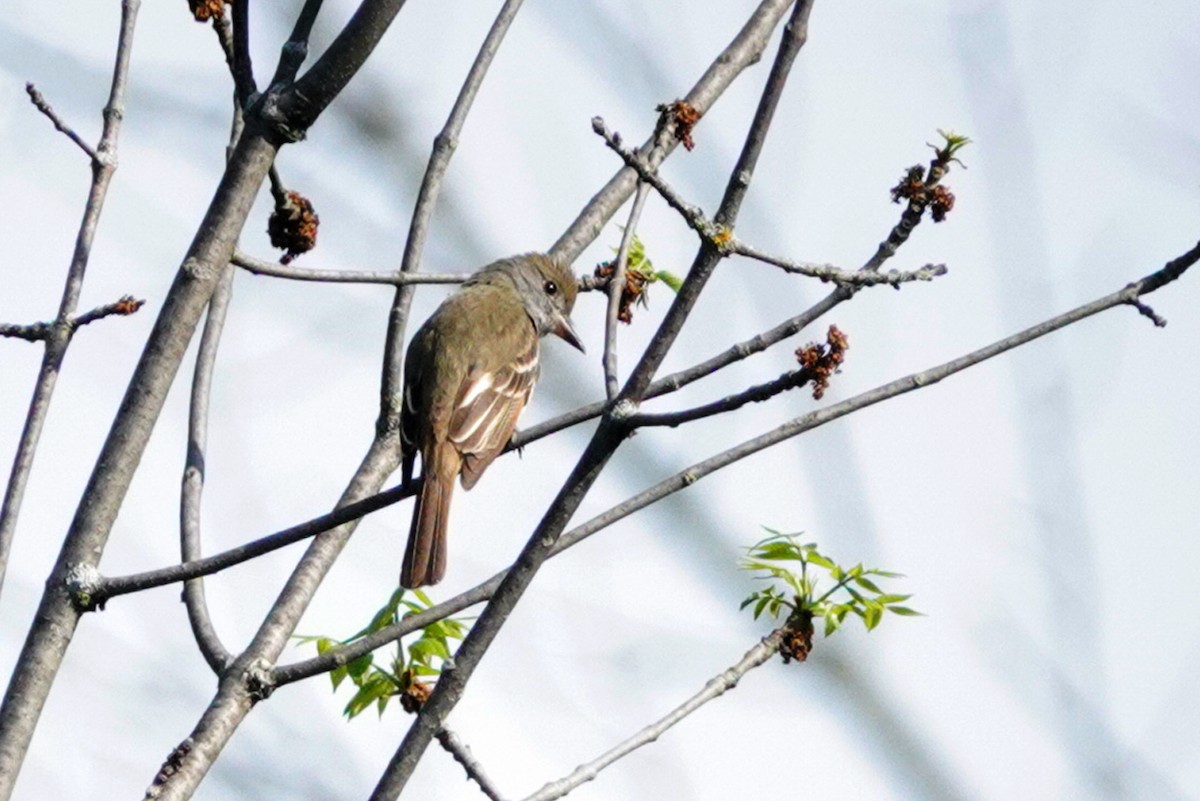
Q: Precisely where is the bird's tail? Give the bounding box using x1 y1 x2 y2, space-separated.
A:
401 451 456 588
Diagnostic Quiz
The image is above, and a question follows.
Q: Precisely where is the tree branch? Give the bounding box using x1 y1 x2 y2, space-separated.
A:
604 181 651 399
436 727 508 801
591 118 946 289
94 478 418 603
548 0 798 263
180 267 236 673
0 0 146 792
520 630 785 801
24 83 98 163
232 251 465 286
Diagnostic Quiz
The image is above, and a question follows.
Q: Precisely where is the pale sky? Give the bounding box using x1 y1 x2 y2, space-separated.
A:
1 2 1198 799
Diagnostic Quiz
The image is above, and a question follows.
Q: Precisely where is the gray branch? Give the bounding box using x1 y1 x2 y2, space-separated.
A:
180 268 236 673
520 630 785 801
0 0 144 794
232 251 465 286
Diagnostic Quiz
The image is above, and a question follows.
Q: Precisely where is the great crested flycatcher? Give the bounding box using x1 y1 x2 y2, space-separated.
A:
400 253 585 588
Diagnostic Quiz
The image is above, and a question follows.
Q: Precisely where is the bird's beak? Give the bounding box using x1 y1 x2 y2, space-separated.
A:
554 313 586 353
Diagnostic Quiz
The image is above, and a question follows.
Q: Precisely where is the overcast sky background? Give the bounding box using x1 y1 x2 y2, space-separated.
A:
1 2 1198 799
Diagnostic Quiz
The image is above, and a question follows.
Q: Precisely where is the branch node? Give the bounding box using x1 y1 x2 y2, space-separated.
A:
609 398 640 421
245 658 276 702
65 563 104 611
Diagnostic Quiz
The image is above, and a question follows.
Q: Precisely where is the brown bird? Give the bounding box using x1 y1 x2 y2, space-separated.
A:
400 253 584 588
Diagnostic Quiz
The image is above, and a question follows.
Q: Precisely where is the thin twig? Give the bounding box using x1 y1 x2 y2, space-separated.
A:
521 630 785 801
0 0 140 607
549 0 798 262
604 182 651 399
232 251 465 285
630 366 814 428
181 267 235 673
0 296 145 343
270 239 1200 689
230 0 257 106
592 118 946 289
616 1 814 406
94 478 418 602
731 239 947 287
24 83 99 162
267 0 326 88
436 727 509 801
380 0 526 426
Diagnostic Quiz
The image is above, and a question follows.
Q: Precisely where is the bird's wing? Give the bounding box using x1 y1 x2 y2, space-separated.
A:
450 336 539 490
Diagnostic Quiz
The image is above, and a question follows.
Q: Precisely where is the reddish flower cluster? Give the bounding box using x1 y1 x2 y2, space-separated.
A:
268 190 319 264
593 259 650 324
795 324 849 400
658 99 702 151
188 0 226 22
780 609 814 664
399 675 432 714
113 295 145 316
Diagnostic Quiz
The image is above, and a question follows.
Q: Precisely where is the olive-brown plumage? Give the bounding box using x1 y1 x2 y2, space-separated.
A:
400 254 583 588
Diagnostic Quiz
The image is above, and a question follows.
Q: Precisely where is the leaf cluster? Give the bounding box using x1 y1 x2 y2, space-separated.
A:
740 528 920 638
297 588 469 719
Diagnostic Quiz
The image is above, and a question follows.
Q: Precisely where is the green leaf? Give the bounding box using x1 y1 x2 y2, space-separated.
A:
823 608 843 637
804 552 835 570
344 675 394 719
853 575 883 594
863 604 883 631
888 606 924 617
346 652 373 680
875 594 912 605
330 665 348 691
652 270 684 292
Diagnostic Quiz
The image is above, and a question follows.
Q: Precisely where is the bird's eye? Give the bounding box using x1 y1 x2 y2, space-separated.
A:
543 280 558 296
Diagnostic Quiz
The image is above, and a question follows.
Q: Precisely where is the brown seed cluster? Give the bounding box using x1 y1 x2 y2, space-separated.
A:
780 609 814 664
929 185 956 222
889 165 926 204
113 295 145 316
657 100 702 151
795 324 849 400
400 675 432 713
268 190 319 264
593 259 649 324
189 0 226 21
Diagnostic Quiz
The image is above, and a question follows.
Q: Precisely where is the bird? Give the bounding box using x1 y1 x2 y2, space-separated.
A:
399 253 585 588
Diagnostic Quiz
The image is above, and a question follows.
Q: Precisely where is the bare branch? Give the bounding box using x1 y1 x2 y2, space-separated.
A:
521 630 784 801
549 0 798 262
232 251 465 286
180 268 235 672
436 727 508 801
631 367 813 428
0 322 50 343
94 477 417 603
616 0 814 405
0 0 146 789
230 0 257 105
604 182 651 399
592 118 946 289
730 239 947 287
70 295 145 328
24 83 98 162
